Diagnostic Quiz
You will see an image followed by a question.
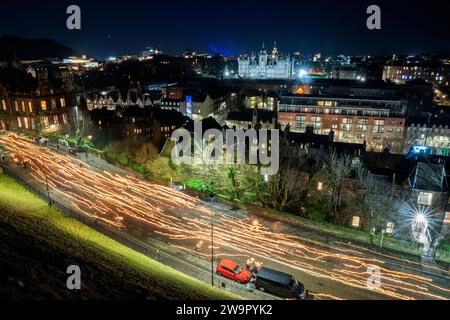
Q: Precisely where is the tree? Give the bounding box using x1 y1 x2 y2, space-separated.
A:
265 138 308 211
322 151 353 222
238 163 268 205
72 108 85 148
356 167 395 243
134 142 158 165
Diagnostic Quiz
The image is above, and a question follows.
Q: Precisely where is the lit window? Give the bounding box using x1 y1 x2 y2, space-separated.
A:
60 98 66 107
356 118 368 132
17 117 22 128
21 100 26 112
373 119 385 133
53 115 59 126
341 117 352 131
14 100 19 111
1 100 6 111
417 192 433 206
317 182 323 191
41 100 47 111
28 101 33 113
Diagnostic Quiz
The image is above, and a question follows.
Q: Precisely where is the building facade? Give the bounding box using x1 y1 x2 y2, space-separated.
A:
404 120 450 156
0 85 81 135
180 93 234 121
383 64 449 85
238 43 294 79
278 95 407 153
404 162 448 242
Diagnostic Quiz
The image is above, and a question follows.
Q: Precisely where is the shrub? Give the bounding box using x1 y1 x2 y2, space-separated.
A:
305 203 330 222
185 178 215 195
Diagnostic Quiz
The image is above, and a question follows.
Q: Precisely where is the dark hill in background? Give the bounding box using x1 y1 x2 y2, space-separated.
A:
0 35 78 61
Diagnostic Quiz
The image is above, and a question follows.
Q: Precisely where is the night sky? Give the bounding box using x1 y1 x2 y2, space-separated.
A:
1 0 449 59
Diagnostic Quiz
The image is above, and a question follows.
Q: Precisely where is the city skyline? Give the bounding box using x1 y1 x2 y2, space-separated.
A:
1 0 449 59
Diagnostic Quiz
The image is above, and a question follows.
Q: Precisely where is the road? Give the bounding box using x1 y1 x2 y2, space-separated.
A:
1 133 449 300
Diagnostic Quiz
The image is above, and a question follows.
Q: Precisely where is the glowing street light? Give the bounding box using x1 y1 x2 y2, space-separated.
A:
415 213 427 223
298 69 308 78
317 181 323 191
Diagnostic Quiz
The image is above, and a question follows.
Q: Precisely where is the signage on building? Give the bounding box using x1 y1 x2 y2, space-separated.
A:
186 96 192 119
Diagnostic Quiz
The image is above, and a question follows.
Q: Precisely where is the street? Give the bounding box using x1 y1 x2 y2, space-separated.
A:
1 133 449 300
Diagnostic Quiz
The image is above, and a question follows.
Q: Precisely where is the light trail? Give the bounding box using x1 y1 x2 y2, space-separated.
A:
1 134 449 300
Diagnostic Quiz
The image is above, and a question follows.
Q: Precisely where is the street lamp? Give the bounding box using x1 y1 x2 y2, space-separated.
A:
41 156 52 206
416 213 427 223
209 194 215 286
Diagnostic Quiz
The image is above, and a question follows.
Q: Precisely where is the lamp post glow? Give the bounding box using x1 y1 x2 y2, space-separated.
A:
42 156 52 206
412 211 430 255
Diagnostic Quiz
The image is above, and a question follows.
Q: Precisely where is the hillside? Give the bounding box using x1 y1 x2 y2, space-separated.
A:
0 35 78 61
0 173 238 300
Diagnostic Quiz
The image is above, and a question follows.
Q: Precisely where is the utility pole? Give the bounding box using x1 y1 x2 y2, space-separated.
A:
210 194 215 287
379 229 385 249
42 156 52 206
391 173 396 199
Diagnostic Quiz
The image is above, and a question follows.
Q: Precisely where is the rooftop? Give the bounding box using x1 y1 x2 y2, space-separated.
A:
408 162 448 192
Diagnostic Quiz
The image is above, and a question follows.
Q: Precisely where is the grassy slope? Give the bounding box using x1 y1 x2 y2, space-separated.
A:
0 173 238 300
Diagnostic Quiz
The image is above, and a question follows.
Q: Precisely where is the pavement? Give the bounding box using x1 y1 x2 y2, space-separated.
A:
1 133 449 300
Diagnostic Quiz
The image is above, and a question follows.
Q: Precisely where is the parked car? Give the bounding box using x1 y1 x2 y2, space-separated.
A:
35 137 49 145
216 259 251 284
255 267 307 300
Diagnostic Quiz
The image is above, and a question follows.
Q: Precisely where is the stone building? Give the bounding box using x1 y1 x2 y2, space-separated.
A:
238 43 293 79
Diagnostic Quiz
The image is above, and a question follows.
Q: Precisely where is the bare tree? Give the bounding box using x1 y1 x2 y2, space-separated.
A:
322 151 353 221
356 167 395 243
265 138 308 211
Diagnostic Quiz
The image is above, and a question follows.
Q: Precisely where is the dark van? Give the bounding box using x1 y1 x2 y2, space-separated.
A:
255 267 307 300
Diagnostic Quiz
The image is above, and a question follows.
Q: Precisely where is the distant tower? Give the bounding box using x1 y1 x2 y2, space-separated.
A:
259 42 267 66
271 41 279 60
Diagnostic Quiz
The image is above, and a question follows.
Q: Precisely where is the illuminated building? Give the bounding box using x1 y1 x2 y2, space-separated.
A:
180 92 233 121
0 86 10 131
278 95 407 153
86 90 153 110
405 118 450 156
383 63 449 85
238 43 294 79
225 108 276 130
243 91 278 111
404 162 449 241
141 46 162 57
0 62 82 135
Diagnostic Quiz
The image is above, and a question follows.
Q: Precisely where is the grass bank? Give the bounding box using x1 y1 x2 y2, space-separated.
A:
0 173 239 300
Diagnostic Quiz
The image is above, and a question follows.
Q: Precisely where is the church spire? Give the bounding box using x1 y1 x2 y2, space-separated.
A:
271 41 279 60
